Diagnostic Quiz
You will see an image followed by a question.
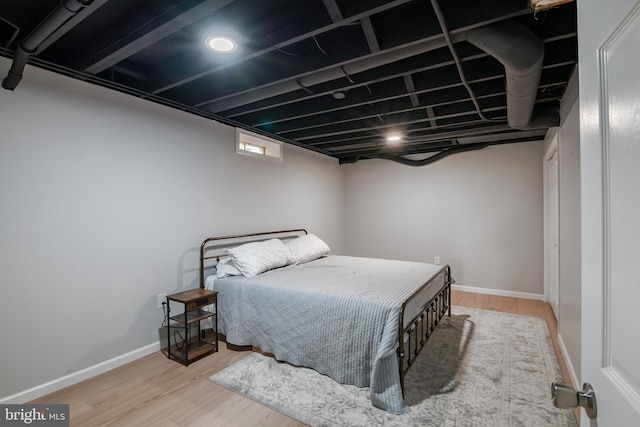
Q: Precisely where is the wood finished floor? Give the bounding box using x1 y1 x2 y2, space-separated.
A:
30 291 578 426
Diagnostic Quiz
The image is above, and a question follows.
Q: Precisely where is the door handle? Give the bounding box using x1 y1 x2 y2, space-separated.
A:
551 382 597 419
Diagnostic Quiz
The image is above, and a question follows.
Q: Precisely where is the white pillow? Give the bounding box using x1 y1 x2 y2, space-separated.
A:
227 239 293 277
286 234 330 264
215 257 242 278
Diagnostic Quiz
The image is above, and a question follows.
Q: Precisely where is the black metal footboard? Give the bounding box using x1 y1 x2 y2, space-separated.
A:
397 264 451 394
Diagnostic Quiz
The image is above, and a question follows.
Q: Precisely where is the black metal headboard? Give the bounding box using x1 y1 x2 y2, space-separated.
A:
199 229 308 288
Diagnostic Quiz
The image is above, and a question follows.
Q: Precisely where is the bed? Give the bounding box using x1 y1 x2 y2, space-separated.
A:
199 229 451 414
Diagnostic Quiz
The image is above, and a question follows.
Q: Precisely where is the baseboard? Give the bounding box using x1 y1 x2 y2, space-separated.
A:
557 332 580 388
451 284 545 301
0 341 161 404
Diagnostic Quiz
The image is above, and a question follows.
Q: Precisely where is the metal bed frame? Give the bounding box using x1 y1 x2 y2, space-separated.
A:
398 264 451 394
199 229 451 394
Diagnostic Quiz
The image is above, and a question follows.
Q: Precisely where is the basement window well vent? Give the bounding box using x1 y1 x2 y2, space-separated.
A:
236 129 283 161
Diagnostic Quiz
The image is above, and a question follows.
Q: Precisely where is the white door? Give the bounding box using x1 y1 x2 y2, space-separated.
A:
579 0 640 424
546 144 560 319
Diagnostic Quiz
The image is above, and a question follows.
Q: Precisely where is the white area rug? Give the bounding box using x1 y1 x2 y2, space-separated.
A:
210 306 577 427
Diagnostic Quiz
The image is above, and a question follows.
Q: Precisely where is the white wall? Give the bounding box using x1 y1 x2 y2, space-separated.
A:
0 57 344 400
544 70 581 386
343 141 544 296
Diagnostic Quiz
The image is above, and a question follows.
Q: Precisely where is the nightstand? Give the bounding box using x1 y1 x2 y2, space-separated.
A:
165 288 218 366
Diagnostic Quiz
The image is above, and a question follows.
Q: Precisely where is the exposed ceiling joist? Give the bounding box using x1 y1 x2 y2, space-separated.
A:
360 16 380 53
322 0 343 23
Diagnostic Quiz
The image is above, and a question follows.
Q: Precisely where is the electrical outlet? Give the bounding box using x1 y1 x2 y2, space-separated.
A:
434 256 441 265
157 293 167 309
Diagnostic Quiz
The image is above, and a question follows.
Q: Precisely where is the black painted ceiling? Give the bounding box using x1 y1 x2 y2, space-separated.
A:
0 0 577 164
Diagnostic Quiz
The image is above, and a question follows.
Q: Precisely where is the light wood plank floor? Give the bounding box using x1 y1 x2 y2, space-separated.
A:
30 291 578 426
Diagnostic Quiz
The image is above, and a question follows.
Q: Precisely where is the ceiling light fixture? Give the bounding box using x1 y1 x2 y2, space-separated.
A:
387 134 402 143
206 36 238 53
332 91 346 100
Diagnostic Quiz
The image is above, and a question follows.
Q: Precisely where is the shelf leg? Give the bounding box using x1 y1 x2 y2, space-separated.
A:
166 297 171 360
184 310 189 366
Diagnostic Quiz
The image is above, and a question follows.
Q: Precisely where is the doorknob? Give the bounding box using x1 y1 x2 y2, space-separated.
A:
551 382 597 419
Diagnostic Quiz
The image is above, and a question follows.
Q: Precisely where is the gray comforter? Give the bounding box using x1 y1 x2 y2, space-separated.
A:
206 255 444 414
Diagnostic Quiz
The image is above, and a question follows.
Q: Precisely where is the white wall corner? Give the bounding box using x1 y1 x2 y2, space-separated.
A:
557 332 580 389
542 132 560 307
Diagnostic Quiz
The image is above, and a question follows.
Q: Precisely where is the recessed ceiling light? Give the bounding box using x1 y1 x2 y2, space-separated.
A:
387 134 402 142
206 36 237 53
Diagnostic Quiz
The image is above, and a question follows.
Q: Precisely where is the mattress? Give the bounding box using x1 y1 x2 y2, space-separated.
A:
205 254 446 414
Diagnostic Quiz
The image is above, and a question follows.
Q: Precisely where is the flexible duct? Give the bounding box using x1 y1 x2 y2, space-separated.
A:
346 143 489 166
465 21 547 129
2 0 94 90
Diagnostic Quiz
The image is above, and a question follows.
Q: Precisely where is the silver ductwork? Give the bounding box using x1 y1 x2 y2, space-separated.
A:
2 0 94 90
465 21 548 130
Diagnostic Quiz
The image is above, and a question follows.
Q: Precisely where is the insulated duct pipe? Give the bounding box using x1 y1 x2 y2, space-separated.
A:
341 143 490 166
2 0 94 90
464 21 549 129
